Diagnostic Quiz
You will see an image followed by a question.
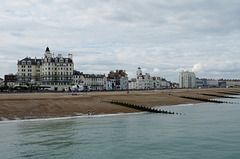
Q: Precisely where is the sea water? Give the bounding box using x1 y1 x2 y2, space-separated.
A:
1 97 240 159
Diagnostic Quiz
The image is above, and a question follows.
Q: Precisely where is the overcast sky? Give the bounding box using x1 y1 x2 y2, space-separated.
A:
1 0 240 82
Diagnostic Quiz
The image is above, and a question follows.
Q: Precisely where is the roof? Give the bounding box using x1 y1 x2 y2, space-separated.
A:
43 57 73 63
83 74 106 78
18 57 42 65
45 47 50 52
18 57 73 65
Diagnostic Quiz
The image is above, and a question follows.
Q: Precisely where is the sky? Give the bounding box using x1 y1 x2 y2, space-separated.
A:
1 0 240 82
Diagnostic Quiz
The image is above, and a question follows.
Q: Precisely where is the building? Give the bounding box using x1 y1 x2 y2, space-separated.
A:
17 57 42 84
17 47 74 91
179 71 196 88
226 80 240 87
136 67 153 89
196 78 203 88
107 70 128 90
82 74 107 91
0 78 3 87
128 78 137 90
206 79 218 88
4 74 17 87
72 70 107 91
152 77 170 89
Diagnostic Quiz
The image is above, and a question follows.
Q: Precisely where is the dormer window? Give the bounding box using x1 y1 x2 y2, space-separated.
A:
55 58 58 63
59 58 64 63
22 60 26 65
37 61 40 65
27 60 31 65
66 59 68 63
48 58 51 62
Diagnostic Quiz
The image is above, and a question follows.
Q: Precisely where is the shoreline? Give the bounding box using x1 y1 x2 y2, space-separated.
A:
0 112 147 123
0 88 239 121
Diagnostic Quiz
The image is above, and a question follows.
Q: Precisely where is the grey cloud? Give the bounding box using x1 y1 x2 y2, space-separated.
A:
1 0 240 82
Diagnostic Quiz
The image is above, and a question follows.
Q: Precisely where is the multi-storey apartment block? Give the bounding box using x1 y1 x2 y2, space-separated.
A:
17 47 74 91
179 71 196 88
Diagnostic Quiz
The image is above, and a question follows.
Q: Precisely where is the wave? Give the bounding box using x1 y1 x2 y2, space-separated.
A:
0 112 146 124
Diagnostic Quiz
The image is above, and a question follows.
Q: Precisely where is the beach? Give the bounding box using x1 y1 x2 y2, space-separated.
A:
0 88 239 121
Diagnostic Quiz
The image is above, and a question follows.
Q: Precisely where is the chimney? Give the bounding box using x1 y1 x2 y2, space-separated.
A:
68 53 72 59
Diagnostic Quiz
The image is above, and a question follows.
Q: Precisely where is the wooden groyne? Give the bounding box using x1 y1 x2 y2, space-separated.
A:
216 92 240 96
110 100 179 114
200 93 238 99
180 96 239 104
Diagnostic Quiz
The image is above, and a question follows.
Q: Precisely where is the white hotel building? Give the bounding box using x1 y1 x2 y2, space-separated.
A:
17 47 74 91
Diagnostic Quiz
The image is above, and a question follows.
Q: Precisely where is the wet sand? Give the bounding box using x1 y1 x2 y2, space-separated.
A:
0 88 239 120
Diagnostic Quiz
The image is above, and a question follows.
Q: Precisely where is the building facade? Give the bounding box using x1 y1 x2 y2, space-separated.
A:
72 70 107 91
136 67 153 89
4 74 17 87
152 77 170 89
17 47 74 91
179 71 196 88
107 70 128 90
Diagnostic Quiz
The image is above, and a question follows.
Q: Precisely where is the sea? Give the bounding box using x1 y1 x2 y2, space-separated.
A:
1 97 240 159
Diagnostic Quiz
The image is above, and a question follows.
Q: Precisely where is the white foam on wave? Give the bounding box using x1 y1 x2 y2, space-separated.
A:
0 112 146 124
154 103 196 109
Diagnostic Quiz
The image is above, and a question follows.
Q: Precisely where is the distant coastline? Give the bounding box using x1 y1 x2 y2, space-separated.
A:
0 88 239 121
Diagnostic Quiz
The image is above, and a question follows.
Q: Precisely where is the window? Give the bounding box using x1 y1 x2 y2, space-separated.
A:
37 61 40 65
27 60 31 65
59 58 64 63
22 60 26 65
66 59 68 63
55 58 58 63
48 58 51 62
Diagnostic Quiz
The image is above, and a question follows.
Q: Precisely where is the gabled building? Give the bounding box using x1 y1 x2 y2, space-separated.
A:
107 70 128 90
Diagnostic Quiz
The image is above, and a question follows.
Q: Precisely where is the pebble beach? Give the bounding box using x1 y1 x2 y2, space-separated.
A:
0 88 239 121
